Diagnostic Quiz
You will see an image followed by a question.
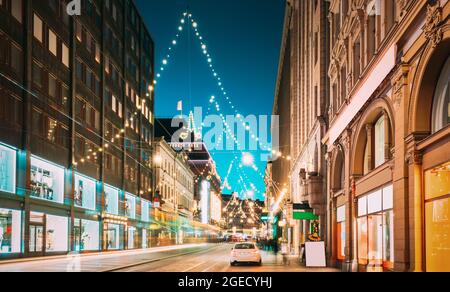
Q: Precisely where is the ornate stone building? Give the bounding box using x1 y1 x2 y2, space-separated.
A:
324 0 450 272
287 0 331 255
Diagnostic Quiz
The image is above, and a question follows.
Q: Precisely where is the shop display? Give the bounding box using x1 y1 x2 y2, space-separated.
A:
336 205 346 261
357 185 394 270
104 224 120 250
141 200 150 222
128 227 137 249
30 157 64 204
425 161 450 272
125 193 136 219
74 179 83 207
74 219 100 251
104 185 119 215
45 215 68 252
0 145 16 194
74 174 96 211
0 209 21 254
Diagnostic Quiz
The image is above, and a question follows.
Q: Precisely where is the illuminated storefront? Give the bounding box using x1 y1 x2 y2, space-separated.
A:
125 193 136 219
0 208 21 255
30 156 64 204
336 205 346 262
104 185 119 215
29 212 69 254
127 226 138 249
141 200 150 222
357 185 394 271
74 173 97 211
425 162 450 272
74 219 100 252
0 144 16 194
103 223 122 251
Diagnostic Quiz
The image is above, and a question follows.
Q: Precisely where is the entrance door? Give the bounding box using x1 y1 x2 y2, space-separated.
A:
29 224 44 256
367 214 383 271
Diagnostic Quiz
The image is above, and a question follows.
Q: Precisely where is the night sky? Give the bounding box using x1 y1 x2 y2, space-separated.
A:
135 0 286 200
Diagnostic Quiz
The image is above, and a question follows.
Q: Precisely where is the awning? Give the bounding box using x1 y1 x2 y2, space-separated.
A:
293 212 319 221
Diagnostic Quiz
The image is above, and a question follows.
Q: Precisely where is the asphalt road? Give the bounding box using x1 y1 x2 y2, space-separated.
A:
112 244 338 272
0 243 339 272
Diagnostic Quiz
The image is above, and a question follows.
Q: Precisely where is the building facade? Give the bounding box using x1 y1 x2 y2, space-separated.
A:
286 0 331 256
268 2 292 249
324 0 450 272
155 117 222 226
0 0 157 258
153 137 195 220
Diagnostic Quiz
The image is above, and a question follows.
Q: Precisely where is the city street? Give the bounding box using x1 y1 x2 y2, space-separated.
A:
1 0 448 274
0 244 338 272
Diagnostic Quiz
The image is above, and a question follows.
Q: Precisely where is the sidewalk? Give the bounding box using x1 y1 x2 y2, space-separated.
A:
0 243 213 272
254 251 340 272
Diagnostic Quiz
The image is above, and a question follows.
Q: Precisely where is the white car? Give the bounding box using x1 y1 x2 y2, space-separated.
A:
230 242 262 266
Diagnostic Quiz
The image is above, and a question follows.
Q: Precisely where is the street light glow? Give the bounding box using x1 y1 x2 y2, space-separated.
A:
242 152 254 166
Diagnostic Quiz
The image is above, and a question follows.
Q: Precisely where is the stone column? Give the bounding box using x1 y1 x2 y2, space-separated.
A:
406 148 424 272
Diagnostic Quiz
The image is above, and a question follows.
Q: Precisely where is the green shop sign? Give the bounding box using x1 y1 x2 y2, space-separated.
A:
293 212 319 221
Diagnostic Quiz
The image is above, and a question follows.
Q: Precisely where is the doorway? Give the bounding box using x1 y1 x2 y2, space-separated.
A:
29 224 44 256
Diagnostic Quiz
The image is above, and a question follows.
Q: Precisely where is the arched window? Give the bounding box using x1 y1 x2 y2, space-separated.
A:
374 115 386 168
432 56 450 133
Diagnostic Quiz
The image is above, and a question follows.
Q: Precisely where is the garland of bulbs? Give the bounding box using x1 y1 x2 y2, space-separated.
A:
150 10 290 205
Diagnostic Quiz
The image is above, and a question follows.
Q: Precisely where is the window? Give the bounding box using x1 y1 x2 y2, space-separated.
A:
141 200 150 222
357 185 394 270
73 219 99 252
104 185 119 215
112 95 117 113
374 116 386 168
10 43 21 73
432 56 450 133
30 156 65 204
62 43 69 67
353 39 361 81
125 193 136 219
384 0 396 35
48 74 57 99
74 173 97 211
33 14 43 43
48 29 57 56
0 144 16 194
46 117 57 143
76 21 82 42
45 215 69 252
11 0 22 23
425 162 450 272
336 205 346 261
0 208 21 254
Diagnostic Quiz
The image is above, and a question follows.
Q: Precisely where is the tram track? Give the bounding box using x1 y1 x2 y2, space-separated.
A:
100 244 223 272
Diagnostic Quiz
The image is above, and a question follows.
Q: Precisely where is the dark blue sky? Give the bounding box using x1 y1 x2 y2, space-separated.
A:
135 0 286 200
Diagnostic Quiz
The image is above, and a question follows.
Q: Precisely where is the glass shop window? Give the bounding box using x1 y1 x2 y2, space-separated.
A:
30 156 65 204
0 208 21 254
125 193 136 219
73 219 100 252
104 185 119 215
0 144 16 194
74 173 97 211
